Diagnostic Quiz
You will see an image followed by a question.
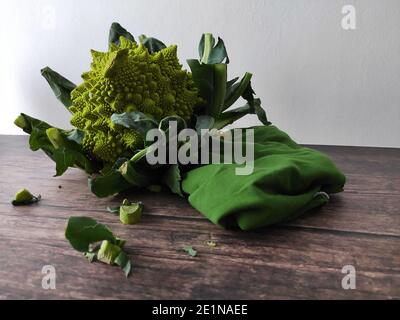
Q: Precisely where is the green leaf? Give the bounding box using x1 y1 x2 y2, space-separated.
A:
65 217 116 252
223 72 252 110
214 98 270 129
111 112 158 136
90 148 158 198
199 33 229 64
139 35 166 53
225 77 239 103
29 126 53 152
114 251 132 277
41 67 76 110
187 60 227 118
84 251 97 263
119 158 154 187
14 114 98 175
14 113 56 159
187 59 214 108
53 148 77 176
162 165 183 197
89 171 133 198
183 246 197 257
46 127 98 175
109 22 135 46
66 129 85 144
253 101 270 125
241 81 270 126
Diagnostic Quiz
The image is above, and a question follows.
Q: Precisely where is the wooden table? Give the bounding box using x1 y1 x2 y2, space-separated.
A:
0 135 399 299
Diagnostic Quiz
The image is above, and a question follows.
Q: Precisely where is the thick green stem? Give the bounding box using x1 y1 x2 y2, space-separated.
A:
200 33 214 64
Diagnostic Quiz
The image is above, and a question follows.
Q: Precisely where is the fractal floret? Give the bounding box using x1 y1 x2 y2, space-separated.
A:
69 37 201 163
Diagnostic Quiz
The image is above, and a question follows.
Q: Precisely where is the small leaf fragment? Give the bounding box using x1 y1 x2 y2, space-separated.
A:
114 251 132 277
84 251 97 263
106 206 120 214
205 240 217 248
183 246 197 257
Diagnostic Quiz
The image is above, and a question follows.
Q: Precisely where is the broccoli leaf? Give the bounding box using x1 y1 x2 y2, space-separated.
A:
106 206 120 214
183 246 197 257
89 170 133 198
214 98 270 129
187 59 214 109
162 164 183 197
46 127 98 176
84 251 97 263
187 60 227 118
65 217 116 252
90 149 156 197
119 157 155 187
139 35 166 53
109 22 135 46
114 251 132 277
111 112 158 136
53 148 78 176
14 113 56 159
41 67 76 110
66 129 85 144
14 114 98 176
199 33 229 64
223 72 252 110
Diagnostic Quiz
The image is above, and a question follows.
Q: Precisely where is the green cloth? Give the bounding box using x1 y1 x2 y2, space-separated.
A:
182 125 346 230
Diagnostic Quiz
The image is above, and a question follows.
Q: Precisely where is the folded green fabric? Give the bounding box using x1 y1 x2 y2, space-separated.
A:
182 125 346 230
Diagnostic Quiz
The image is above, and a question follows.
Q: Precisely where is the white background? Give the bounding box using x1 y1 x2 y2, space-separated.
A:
0 0 399 147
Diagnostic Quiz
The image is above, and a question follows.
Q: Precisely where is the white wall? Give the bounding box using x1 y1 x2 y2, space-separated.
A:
0 0 399 147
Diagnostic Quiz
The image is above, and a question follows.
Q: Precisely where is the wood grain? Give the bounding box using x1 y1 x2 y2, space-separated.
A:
0 135 399 299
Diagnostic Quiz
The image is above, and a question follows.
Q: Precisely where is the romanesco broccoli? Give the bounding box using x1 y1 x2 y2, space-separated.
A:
69 37 201 163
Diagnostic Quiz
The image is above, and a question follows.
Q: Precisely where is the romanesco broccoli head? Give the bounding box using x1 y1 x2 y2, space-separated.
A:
69 37 201 163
